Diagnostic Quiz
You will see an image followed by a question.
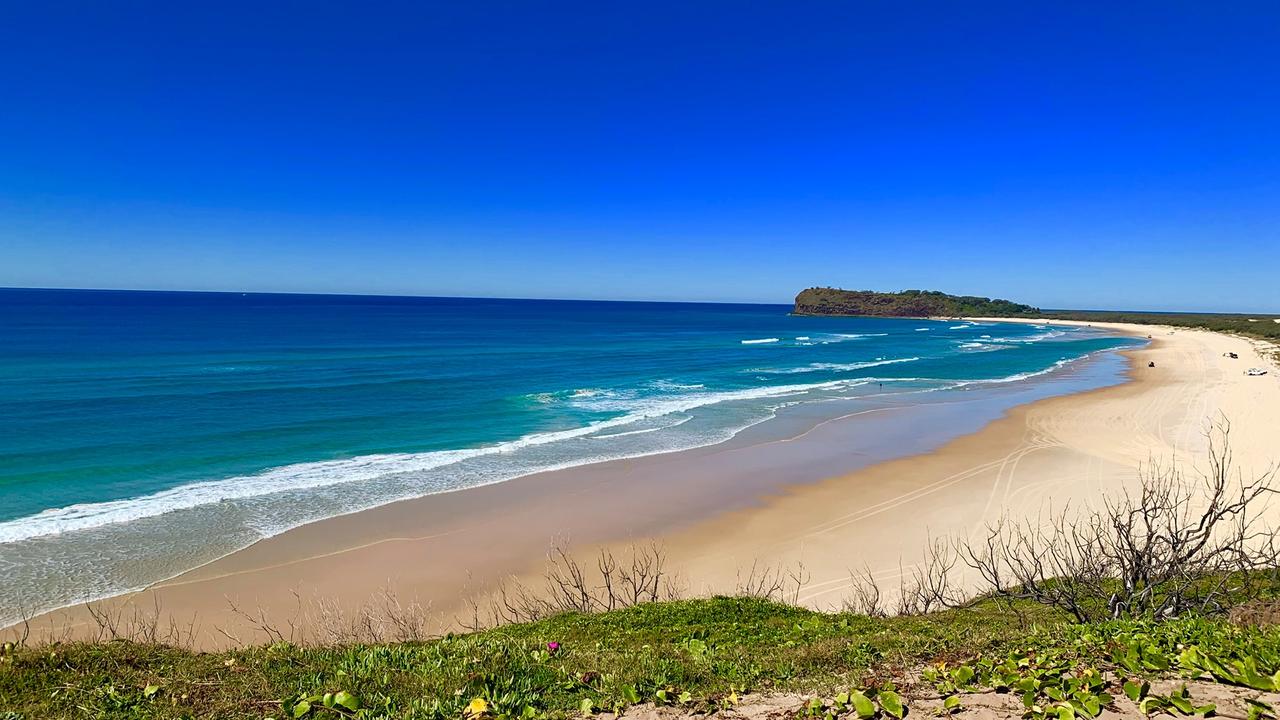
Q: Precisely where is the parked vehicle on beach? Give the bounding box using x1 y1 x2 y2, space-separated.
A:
1245 367 1268 376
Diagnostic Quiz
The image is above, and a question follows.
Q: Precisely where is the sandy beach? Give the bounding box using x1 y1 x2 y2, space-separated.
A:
658 320 1280 608
13 322 1279 648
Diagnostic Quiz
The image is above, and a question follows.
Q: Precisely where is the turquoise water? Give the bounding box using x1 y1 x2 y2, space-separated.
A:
0 289 1141 621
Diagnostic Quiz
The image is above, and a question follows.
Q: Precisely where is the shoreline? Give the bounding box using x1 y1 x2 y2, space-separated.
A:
10 321 1278 647
649 319 1279 609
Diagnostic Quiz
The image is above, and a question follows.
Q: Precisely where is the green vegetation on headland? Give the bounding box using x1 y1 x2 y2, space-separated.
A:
792 288 1280 341
793 288 1040 318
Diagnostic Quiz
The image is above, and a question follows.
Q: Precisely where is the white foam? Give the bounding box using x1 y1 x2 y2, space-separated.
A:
915 327 930 331
0 377 863 544
590 415 693 439
818 332 888 344
741 338 780 344
948 357 1079 387
795 336 810 341
949 324 973 330
646 379 706 391
986 330 1065 343
588 426 665 439
0 450 487 544
749 357 921 375
955 341 1012 353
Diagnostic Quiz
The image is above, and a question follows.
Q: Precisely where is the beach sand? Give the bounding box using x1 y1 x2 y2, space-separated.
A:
13 322 1279 648
655 321 1280 609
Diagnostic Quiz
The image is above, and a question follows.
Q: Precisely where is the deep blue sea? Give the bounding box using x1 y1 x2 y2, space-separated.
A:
0 289 1141 621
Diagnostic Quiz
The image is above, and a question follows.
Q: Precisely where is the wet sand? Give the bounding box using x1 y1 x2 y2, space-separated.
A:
13 322 1278 648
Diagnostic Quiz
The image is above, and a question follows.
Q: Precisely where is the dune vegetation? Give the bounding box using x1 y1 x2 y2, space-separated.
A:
7 593 1280 719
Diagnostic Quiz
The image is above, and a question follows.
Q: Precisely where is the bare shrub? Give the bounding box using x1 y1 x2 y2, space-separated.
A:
959 420 1279 621
896 534 965 615
842 421 1279 622
80 594 199 647
734 560 810 604
301 587 433 645
210 584 434 646
843 565 886 617
220 594 296 645
461 541 685 630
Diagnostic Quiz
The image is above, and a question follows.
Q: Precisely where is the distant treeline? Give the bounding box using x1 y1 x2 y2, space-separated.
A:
1040 310 1280 341
793 288 1280 341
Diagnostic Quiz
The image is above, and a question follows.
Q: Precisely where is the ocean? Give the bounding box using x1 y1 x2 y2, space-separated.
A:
0 289 1142 622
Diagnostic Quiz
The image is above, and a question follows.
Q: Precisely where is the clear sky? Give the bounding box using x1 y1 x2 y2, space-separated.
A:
2 2 1277 311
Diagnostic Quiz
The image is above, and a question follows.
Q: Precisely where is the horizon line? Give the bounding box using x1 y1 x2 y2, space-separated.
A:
0 285 794 307
2 285 1276 317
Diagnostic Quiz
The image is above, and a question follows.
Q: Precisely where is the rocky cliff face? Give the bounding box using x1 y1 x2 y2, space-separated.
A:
793 288 1039 317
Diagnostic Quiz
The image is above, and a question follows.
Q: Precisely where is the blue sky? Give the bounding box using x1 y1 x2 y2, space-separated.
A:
2 2 1277 311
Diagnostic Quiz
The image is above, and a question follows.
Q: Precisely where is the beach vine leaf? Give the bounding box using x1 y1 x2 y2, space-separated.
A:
850 690 877 719
879 690 906 719
333 690 359 712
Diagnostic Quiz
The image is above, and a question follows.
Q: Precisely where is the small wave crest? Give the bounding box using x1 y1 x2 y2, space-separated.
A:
748 357 921 375
819 332 888 344
589 415 693 439
741 338 780 345
954 341 1012 353
948 356 1080 387
986 330 1066 343
646 379 706 391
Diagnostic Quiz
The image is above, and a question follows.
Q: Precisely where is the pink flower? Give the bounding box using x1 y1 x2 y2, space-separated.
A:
547 642 561 653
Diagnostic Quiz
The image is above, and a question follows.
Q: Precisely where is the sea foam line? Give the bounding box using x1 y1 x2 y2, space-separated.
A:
589 415 693 439
818 332 888 344
0 377 858 544
986 330 1066 343
748 357 921 375
947 356 1081 388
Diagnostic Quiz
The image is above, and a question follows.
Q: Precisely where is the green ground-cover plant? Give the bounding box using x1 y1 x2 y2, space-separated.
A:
8 596 1280 720
0 597 1054 719
911 613 1280 720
